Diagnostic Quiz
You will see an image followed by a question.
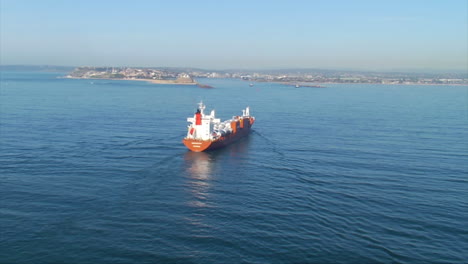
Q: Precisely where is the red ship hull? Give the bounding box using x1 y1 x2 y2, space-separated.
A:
183 118 254 152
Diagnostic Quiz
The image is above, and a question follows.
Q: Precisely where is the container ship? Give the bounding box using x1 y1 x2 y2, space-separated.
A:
183 102 255 152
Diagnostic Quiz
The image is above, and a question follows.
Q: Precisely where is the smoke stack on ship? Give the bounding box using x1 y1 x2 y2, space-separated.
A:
183 102 255 152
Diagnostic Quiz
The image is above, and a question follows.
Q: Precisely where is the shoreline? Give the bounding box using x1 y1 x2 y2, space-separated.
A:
63 76 467 87
64 76 198 85
261 80 468 87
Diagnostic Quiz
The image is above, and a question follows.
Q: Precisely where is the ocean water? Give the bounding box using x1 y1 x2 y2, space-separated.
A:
1 71 467 263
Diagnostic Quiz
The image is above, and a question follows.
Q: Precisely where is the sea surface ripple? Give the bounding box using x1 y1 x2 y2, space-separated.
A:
1 72 467 263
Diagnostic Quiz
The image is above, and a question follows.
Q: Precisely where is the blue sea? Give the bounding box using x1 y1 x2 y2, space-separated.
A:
1 71 467 263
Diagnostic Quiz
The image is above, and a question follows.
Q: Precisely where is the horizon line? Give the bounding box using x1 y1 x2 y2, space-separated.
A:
1 64 467 75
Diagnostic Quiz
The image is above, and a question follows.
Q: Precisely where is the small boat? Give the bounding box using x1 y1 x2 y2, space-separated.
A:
183 102 255 152
249 83 254 87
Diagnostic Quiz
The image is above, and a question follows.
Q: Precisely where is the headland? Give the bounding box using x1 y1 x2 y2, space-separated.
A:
66 67 197 85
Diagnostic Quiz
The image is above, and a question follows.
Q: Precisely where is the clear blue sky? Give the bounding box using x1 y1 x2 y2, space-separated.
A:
1 0 467 71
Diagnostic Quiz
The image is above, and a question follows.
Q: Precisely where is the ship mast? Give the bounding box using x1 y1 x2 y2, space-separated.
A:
198 101 206 116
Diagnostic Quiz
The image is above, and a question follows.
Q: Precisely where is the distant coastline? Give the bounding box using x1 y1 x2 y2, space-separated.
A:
6 65 465 86
64 76 468 87
64 76 198 85
64 66 467 86
273 81 468 87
